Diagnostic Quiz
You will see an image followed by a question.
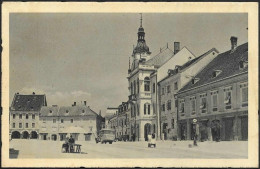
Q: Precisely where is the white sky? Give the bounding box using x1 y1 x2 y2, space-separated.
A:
9 13 248 116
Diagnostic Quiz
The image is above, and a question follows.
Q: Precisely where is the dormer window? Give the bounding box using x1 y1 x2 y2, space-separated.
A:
66 110 69 113
192 78 200 84
175 65 181 73
239 60 248 69
168 69 174 75
212 70 222 78
82 110 85 113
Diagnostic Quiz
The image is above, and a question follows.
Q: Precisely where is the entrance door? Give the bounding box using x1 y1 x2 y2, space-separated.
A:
162 123 168 140
43 135 47 140
224 118 234 141
241 116 248 140
180 123 187 140
144 123 151 141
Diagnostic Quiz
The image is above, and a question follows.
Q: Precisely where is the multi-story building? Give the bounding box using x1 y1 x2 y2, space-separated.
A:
117 102 130 141
127 15 197 141
39 101 102 141
176 37 248 141
9 92 47 139
158 48 219 140
105 107 118 128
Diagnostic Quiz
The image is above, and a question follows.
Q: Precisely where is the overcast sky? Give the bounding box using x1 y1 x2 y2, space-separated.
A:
9 13 248 116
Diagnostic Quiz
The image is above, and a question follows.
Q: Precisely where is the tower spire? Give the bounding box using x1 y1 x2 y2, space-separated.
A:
140 13 143 27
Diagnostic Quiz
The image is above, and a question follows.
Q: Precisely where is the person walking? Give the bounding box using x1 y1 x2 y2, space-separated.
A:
68 135 75 153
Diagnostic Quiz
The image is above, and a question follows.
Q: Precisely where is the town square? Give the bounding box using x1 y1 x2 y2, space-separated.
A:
3 3 257 166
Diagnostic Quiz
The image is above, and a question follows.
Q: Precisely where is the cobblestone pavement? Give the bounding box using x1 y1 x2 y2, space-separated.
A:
9 139 248 159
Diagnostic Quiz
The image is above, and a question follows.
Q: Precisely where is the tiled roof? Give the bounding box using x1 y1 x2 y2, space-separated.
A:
159 48 219 83
179 43 248 93
10 94 47 111
39 105 98 117
145 48 174 67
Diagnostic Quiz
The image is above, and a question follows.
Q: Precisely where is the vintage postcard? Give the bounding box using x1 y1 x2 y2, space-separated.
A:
1 2 259 168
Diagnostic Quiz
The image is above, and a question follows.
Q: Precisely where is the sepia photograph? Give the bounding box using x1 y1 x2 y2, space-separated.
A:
1 2 258 168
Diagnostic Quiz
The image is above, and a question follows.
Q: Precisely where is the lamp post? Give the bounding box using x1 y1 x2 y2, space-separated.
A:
193 118 198 146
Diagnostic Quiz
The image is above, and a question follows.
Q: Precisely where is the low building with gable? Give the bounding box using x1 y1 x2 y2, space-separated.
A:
39 101 102 141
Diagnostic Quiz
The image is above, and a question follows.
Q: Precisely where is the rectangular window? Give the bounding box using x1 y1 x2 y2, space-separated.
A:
179 101 185 116
19 123 22 128
167 85 171 93
26 123 28 128
174 82 178 90
167 100 171 110
19 114 22 119
162 88 165 95
153 83 155 93
71 119 73 123
32 123 35 128
32 114 35 119
13 123 15 128
241 86 248 107
53 119 56 123
224 90 232 109
13 114 15 119
171 119 174 129
26 114 29 119
148 105 150 115
191 99 196 115
212 94 218 111
200 97 207 113
162 104 165 111
144 104 146 115
61 119 64 123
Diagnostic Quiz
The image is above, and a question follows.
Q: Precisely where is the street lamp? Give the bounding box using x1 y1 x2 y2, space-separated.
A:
193 118 198 146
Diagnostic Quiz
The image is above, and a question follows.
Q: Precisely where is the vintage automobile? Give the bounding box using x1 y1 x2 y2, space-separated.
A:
96 128 116 144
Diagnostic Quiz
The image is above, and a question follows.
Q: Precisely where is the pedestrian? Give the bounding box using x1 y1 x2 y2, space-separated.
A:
68 135 75 153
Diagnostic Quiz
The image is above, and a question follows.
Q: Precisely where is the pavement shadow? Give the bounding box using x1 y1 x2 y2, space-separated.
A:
9 148 19 159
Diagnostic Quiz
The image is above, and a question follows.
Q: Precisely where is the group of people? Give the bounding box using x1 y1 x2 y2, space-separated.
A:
62 135 75 153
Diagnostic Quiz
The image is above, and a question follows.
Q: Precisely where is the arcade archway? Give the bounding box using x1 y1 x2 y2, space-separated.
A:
22 131 29 139
31 131 38 139
11 131 21 139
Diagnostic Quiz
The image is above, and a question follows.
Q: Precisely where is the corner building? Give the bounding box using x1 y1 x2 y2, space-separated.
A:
127 16 197 141
176 38 248 141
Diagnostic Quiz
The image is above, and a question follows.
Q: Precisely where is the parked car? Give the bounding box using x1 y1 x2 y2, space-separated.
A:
96 128 115 144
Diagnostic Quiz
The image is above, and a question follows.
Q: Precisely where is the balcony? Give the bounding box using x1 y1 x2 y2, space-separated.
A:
128 94 137 101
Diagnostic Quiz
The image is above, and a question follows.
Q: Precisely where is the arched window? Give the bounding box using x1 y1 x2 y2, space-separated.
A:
137 78 139 93
144 77 150 91
134 80 136 94
131 82 133 95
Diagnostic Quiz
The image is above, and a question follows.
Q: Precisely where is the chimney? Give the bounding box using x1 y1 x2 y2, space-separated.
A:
73 102 76 106
230 36 238 51
99 110 101 116
84 101 87 106
174 42 180 54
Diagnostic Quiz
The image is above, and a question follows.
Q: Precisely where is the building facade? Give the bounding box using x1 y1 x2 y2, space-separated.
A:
158 48 219 140
39 101 102 141
9 93 47 139
176 38 248 141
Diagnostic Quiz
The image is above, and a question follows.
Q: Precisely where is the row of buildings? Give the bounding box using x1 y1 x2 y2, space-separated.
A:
106 16 248 142
9 93 104 141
